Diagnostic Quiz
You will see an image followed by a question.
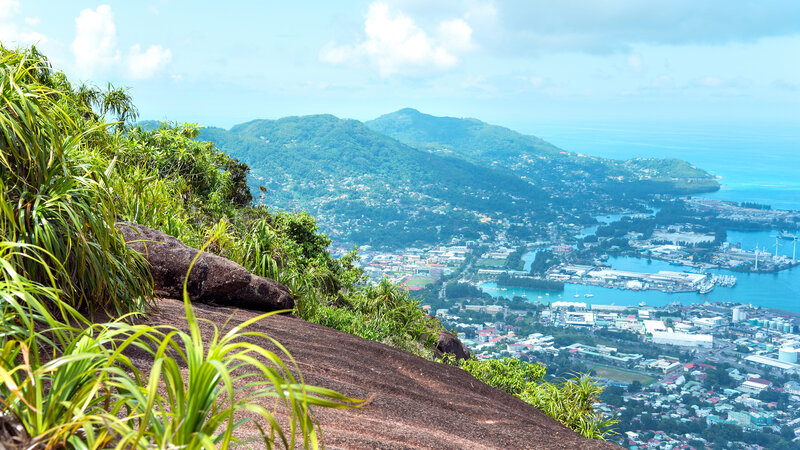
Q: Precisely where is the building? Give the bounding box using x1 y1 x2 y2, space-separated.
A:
739 378 771 395
732 307 747 323
779 347 798 363
651 330 713 348
728 411 751 427
646 359 683 374
565 311 594 326
744 354 800 373
692 316 725 329
642 320 667 334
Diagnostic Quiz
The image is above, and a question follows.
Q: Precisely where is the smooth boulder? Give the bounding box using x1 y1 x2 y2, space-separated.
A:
117 222 293 311
435 329 472 361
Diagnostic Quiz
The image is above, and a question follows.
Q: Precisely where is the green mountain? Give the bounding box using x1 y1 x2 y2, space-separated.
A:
366 108 718 196
201 115 552 247
201 110 718 248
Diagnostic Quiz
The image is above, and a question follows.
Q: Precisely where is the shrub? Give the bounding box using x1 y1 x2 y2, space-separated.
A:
0 47 151 316
450 356 618 440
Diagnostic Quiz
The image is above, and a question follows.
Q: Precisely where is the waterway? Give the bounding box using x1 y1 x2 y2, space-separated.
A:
481 252 800 310
495 121 800 312
484 228 800 311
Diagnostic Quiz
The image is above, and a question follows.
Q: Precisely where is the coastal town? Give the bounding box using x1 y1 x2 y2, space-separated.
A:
434 299 800 449
328 199 800 448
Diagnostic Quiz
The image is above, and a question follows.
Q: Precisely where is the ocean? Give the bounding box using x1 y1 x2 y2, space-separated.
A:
481 121 800 311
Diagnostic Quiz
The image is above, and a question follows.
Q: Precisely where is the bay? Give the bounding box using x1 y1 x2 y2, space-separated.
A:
481 254 800 311
479 121 800 311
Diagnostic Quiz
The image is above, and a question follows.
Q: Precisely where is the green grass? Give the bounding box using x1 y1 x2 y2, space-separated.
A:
477 258 506 267
591 365 656 386
404 276 435 287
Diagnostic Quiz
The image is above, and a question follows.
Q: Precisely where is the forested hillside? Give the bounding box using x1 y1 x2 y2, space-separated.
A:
201 115 552 247
201 110 718 249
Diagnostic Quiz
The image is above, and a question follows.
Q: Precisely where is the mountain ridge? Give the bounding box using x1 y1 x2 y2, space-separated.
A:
195 110 718 248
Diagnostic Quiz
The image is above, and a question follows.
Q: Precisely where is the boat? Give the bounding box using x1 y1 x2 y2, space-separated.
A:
574 294 580 298
699 282 714 294
780 231 797 240
584 294 594 298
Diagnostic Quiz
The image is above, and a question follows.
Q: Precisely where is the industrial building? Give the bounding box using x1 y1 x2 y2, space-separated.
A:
651 330 713 348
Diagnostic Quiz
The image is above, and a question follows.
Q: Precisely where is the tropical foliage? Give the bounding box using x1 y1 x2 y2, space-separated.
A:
444 356 619 440
0 44 616 446
0 45 367 448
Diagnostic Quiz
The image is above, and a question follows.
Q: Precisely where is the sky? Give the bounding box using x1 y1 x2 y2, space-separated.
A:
1 1 799 132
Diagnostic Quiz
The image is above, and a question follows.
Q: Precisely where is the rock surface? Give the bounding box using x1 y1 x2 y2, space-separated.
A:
117 222 293 311
135 298 619 449
435 329 472 361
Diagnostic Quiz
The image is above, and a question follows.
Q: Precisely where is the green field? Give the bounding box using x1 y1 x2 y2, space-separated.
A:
477 258 506 268
591 365 656 386
404 277 435 287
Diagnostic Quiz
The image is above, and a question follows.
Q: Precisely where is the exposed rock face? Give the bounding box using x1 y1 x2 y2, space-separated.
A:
435 329 472 361
117 222 293 311
132 298 619 449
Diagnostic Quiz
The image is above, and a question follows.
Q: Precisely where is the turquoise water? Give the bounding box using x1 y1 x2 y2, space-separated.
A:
482 255 800 310
530 121 800 210
483 122 800 311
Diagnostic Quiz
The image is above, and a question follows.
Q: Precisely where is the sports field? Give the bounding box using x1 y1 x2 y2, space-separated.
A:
404 277 435 288
592 365 656 386
477 258 506 267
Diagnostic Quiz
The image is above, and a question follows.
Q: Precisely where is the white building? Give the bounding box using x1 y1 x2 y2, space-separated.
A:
642 320 668 334
652 330 713 348
565 312 594 326
732 307 747 323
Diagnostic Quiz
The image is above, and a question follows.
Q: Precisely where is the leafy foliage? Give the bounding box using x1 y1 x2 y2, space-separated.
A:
0 46 368 448
0 45 151 316
0 46 621 446
445 356 618 441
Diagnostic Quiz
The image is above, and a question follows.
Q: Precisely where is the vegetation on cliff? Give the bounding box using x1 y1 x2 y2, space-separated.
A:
442 356 618 440
0 46 365 448
0 46 615 445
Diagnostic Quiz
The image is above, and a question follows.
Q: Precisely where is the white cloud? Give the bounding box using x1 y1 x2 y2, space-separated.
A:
320 2 473 77
71 5 119 77
699 76 723 88
127 44 172 80
627 54 642 72
480 0 800 55
23 17 40 26
652 74 674 88
438 18 473 51
529 76 547 88
70 5 171 80
0 0 48 47
0 0 19 21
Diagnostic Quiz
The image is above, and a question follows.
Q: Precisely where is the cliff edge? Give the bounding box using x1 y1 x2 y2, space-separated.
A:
136 298 619 449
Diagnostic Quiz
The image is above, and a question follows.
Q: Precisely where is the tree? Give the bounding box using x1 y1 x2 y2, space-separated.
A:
628 380 642 393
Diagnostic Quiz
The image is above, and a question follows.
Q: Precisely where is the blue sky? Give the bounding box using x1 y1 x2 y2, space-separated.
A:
1 1 798 132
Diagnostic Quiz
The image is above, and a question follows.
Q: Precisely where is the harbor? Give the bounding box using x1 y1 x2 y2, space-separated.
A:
545 264 736 295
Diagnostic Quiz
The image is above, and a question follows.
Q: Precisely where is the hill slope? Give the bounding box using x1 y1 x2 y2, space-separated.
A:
201 115 551 247
201 111 718 248
141 298 618 449
367 108 719 196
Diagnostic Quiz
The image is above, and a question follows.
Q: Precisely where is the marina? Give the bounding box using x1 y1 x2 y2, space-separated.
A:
478 254 800 311
546 264 734 295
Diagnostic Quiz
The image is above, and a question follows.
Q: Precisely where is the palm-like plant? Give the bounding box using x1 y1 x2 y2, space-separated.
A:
0 242 367 449
100 83 138 131
0 47 151 315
